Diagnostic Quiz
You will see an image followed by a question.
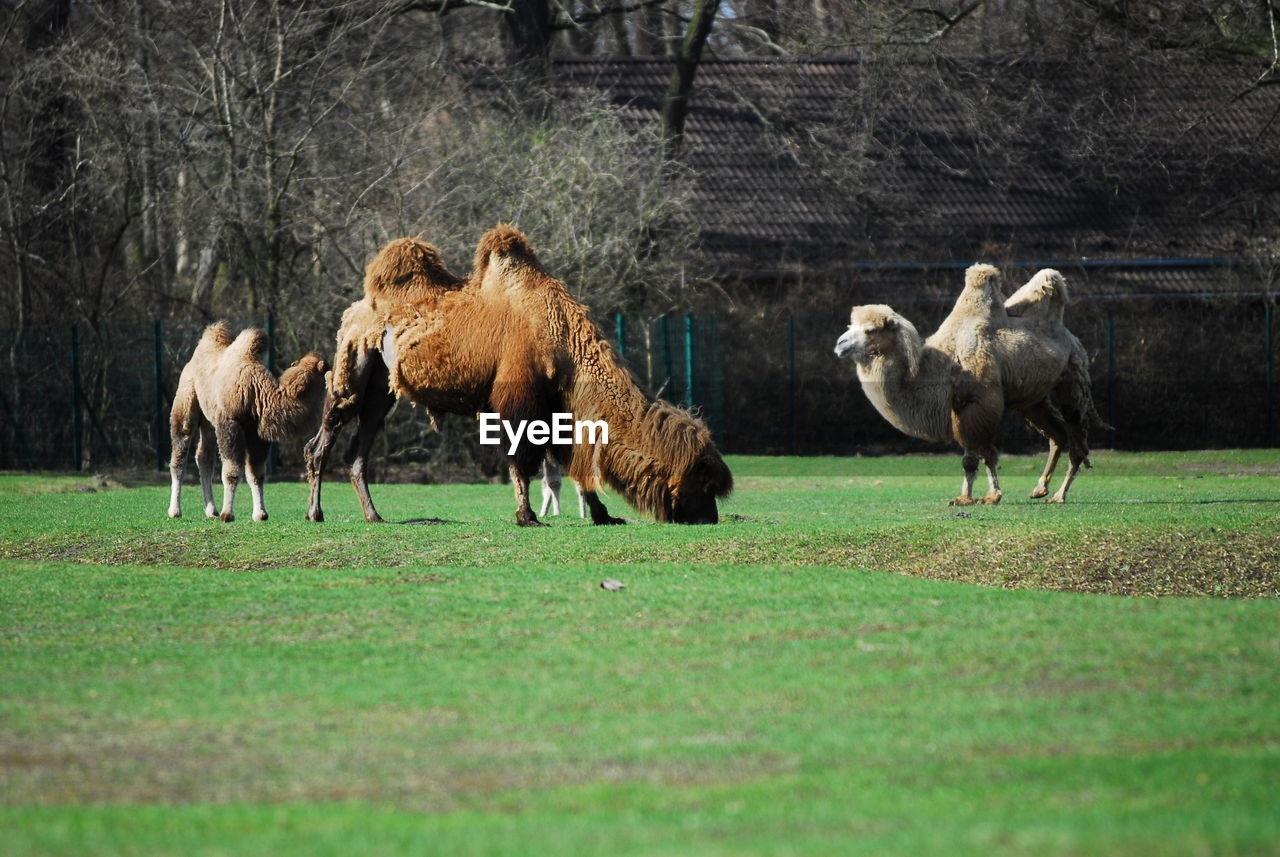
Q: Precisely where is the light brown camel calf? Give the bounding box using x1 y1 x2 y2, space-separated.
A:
168 323 327 521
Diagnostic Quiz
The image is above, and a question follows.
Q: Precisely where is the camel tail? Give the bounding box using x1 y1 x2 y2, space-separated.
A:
474 224 537 276
363 237 461 303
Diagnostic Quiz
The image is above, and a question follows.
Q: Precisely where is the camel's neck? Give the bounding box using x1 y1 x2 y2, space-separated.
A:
857 346 953 443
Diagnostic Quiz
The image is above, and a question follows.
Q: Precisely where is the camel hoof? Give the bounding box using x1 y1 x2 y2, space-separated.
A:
365 513 386 524
204 505 218 518
168 508 181 519
219 511 235 523
1044 496 1066 505
253 511 268 522
516 511 547 527
306 509 324 523
1029 487 1049 499
981 492 1002 505
948 497 977 506
592 515 626 526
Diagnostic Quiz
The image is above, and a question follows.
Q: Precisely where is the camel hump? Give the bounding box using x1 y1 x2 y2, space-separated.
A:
230 328 269 363
201 321 235 349
364 237 460 303
1005 269 1069 321
474 224 537 275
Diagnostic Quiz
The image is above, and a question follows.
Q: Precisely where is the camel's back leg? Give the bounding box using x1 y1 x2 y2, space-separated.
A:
244 433 271 522
540 455 562 517
216 421 247 522
196 421 218 517
167 381 200 518
345 358 395 524
1020 399 1069 500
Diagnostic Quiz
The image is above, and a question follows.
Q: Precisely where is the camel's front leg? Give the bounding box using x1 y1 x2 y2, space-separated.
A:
582 490 626 525
949 451 981 506
244 435 271 522
979 447 1002 504
216 422 246 522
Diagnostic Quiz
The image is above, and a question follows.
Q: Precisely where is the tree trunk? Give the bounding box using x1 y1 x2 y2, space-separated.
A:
659 0 719 161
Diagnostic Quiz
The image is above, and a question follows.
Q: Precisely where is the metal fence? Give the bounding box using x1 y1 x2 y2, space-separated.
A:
1 298 1276 472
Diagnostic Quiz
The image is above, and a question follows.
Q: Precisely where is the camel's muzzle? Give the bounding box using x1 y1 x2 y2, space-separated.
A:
834 327 864 359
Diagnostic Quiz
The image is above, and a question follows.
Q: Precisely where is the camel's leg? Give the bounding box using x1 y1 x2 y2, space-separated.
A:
950 450 981 506
511 462 547 527
216 422 246 523
582 490 626 525
305 353 376 522
167 393 200 519
1021 400 1070 501
345 367 395 524
244 434 271 522
575 482 587 519
540 458 561 518
1030 440 1061 499
979 447 1002 504
950 397 1002 506
196 422 218 518
1047 452 1084 504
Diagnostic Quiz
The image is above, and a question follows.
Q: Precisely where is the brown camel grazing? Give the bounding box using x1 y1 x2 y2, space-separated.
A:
168 322 327 521
834 263 1095 504
304 226 732 525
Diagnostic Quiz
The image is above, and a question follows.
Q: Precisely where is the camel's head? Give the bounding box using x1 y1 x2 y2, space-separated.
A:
286 350 329 415
663 444 734 525
960 263 1006 313
613 400 733 525
835 305 920 371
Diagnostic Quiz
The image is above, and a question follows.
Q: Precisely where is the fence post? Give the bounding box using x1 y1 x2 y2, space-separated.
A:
1266 299 1275 446
615 313 626 360
788 313 797 455
70 325 82 471
660 315 672 392
684 313 695 408
1106 308 1116 449
265 314 277 477
153 320 164 471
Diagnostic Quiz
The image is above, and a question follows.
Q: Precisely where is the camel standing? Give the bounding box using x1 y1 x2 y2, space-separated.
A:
168 323 327 521
540 455 586 518
305 226 732 525
835 264 1096 504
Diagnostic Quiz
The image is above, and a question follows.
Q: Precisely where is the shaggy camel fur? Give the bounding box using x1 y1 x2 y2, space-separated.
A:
305 226 732 525
540 455 586 518
168 323 327 521
835 264 1094 504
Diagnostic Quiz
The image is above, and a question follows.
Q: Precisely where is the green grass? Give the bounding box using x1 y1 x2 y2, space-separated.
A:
2 451 1279 855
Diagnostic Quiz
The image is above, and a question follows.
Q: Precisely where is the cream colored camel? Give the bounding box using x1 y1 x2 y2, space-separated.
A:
168 323 327 521
835 264 1088 504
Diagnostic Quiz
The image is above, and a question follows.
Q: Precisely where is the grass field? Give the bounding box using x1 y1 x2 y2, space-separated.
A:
2 451 1278 855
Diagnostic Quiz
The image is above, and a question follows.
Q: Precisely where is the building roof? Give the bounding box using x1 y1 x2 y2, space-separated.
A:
554 56 1280 297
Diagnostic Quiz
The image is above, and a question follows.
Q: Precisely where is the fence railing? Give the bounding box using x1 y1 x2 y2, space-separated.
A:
1 297 1276 472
